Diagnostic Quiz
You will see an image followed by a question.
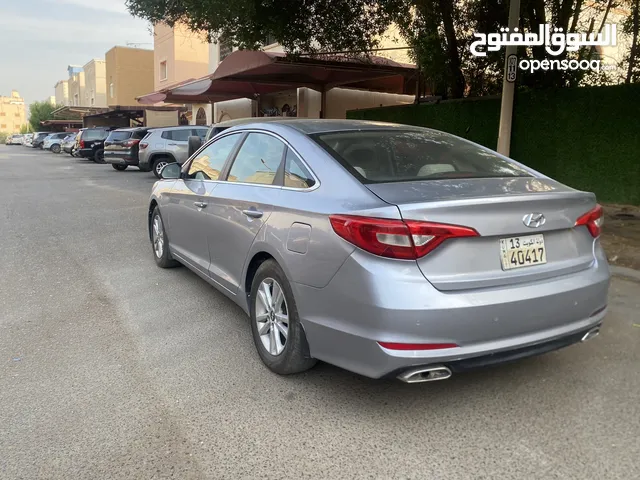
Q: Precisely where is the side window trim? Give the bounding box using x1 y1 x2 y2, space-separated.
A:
283 146 319 191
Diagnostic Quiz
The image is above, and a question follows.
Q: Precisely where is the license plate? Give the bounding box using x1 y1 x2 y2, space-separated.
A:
500 234 546 270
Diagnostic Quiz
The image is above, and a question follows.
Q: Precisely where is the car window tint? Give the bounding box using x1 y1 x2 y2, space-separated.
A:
108 131 132 142
284 149 316 188
193 128 207 139
169 129 191 142
83 129 106 141
161 131 171 140
227 133 285 185
187 134 241 181
312 130 531 183
133 130 148 139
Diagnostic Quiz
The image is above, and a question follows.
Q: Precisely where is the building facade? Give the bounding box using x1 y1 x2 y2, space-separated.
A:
0 90 27 133
105 46 154 107
153 22 209 92
83 59 107 107
54 80 70 106
68 70 85 107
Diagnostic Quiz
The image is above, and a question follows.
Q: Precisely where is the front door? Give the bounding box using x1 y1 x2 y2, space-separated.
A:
163 128 191 164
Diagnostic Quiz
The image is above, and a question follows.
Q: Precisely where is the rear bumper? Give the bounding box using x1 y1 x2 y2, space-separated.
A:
104 150 137 165
78 148 94 158
295 244 610 379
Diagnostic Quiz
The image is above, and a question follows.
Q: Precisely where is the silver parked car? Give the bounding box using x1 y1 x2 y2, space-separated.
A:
148 120 610 383
138 125 208 178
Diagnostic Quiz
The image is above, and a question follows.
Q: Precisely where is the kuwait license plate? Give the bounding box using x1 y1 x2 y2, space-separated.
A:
499 234 546 270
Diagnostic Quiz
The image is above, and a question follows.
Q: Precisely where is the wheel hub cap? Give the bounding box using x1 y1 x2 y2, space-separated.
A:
255 278 289 356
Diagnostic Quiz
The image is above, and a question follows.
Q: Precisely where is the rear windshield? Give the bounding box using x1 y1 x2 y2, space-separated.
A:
82 129 108 141
311 130 531 183
107 131 133 141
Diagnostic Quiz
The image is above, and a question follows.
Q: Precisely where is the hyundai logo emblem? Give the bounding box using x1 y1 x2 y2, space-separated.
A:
523 213 546 228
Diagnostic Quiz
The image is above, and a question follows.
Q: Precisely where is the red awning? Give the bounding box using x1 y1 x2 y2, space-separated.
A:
138 51 418 105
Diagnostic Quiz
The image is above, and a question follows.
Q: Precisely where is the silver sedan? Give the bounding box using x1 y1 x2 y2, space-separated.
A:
148 120 610 383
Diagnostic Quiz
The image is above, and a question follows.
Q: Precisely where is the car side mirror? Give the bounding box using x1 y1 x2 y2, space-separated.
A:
188 135 202 157
160 163 182 179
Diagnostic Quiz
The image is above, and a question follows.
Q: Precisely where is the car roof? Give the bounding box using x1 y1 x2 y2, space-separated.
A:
213 117 309 128
148 125 199 132
224 119 423 135
112 127 148 132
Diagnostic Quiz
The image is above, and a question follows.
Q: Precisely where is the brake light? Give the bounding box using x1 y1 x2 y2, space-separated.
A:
575 204 604 238
139 142 148 150
122 139 140 148
329 215 479 259
79 140 84 148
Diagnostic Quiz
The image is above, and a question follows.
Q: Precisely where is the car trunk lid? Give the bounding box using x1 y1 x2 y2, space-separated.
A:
365 177 598 291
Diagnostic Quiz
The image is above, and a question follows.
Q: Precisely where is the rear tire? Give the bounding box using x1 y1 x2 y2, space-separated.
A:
51 144 61 154
150 207 179 268
94 149 105 164
250 260 317 375
152 157 171 178
112 164 128 171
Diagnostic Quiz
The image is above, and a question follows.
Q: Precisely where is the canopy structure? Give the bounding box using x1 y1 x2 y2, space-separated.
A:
137 51 419 111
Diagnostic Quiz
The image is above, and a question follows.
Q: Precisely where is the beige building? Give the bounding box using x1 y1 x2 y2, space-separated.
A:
68 70 85 107
83 59 107 107
0 90 27 133
106 46 154 107
54 80 70 106
153 22 209 92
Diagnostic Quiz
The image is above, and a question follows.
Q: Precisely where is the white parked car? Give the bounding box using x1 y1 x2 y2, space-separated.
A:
7 134 24 145
43 132 71 153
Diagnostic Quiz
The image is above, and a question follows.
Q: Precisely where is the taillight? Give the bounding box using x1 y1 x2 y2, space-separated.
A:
575 204 604 237
139 142 148 150
79 140 84 148
122 139 140 148
329 215 479 260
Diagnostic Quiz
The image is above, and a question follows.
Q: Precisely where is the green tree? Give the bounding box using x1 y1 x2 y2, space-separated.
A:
19 124 32 134
0 131 8 144
29 101 63 131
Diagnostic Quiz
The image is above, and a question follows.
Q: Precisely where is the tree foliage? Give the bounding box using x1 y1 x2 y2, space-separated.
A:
28 101 61 131
126 0 636 98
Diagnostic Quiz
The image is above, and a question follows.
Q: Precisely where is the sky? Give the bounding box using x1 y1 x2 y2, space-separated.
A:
0 0 154 107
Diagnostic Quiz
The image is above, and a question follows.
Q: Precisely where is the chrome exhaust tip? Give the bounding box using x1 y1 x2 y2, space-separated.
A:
397 365 452 384
581 326 600 342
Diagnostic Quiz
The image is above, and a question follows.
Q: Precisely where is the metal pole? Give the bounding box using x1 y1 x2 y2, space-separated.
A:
496 0 521 156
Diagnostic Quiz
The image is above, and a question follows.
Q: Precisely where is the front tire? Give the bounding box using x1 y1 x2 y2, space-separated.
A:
150 207 179 268
112 164 128 171
250 260 316 375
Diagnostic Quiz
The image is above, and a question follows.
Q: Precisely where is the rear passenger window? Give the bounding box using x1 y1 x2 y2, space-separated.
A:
193 128 207 139
284 149 316 189
187 133 241 181
162 129 191 141
227 133 285 185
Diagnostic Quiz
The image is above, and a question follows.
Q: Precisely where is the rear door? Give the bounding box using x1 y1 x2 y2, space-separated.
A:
203 132 285 293
163 129 191 164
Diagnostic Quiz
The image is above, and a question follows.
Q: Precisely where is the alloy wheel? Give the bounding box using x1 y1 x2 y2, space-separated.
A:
255 278 289 356
155 161 168 176
152 215 164 258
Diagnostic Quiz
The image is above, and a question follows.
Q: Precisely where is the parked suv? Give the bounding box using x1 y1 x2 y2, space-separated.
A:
43 132 72 153
104 127 150 171
138 125 208 178
77 127 115 162
31 132 52 149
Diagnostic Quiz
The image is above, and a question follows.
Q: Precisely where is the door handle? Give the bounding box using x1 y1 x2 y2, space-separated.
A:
242 209 263 219
167 143 178 146
194 201 208 209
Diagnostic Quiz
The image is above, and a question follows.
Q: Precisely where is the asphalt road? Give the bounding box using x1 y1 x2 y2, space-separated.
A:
0 144 639 480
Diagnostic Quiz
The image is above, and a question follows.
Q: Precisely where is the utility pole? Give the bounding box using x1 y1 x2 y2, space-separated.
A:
496 0 521 156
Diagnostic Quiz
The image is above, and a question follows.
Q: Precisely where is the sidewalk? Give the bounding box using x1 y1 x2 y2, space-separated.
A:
600 204 640 271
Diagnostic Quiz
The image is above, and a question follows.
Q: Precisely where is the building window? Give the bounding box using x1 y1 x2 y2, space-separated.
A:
0 112 5 116
219 37 233 62
109 81 114 98
0 124 6 129
160 60 167 80
195 107 207 126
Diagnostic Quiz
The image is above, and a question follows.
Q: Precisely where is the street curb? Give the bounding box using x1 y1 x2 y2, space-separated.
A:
610 265 640 283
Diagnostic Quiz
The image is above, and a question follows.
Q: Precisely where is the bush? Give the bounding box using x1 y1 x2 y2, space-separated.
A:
347 84 640 205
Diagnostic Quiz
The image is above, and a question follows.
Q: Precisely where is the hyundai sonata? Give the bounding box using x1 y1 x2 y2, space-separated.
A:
148 120 609 382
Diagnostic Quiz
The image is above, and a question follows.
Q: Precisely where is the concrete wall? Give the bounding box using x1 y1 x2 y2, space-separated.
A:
83 59 107 107
154 22 209 91
146 110 178 127
213 99 254 122
106 46 154 107
54 81 69 106
0 90 27 133
191 103 212 125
